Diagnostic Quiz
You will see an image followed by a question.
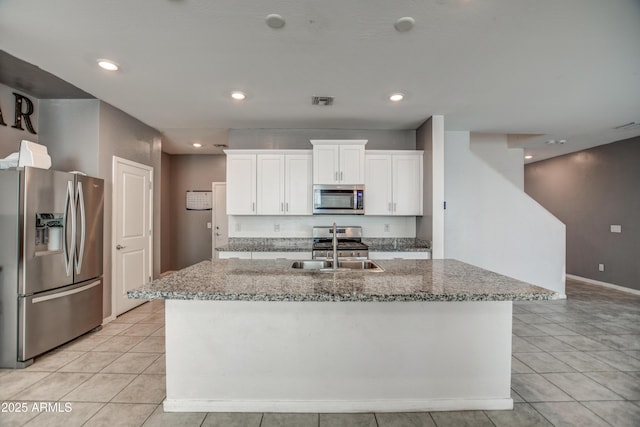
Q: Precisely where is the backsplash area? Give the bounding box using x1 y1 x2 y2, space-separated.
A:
228 215 417 238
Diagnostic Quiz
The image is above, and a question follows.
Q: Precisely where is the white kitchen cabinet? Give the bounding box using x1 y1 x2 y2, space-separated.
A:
369 251 431 260
311 140 367 184
227 150 312 216
218 251 312 260
251 251 312 260
365 151 423 216
226 153 256 215
257 153 312 215
218 251 252 259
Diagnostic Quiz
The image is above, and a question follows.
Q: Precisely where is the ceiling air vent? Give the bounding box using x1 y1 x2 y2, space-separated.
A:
613 121 640 130
311 96 334 106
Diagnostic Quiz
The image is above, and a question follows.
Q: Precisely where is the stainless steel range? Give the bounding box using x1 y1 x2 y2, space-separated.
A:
312 226 368 260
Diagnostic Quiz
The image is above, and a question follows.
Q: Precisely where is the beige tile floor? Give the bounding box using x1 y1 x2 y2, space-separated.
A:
1 278 639 426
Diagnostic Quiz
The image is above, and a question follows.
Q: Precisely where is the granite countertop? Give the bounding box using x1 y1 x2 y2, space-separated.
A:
216 238 430 252
129 259 557 302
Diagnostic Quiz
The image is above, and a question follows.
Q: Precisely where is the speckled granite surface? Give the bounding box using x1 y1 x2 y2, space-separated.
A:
216 238 313 252
216 238 430 252
129 259 557 302
365 238 431 252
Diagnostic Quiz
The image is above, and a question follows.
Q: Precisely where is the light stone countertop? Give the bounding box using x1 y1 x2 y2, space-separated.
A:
129 259 558 302
216 238 430 252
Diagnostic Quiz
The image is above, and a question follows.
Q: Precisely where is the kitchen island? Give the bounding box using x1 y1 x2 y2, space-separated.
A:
129 259 557 413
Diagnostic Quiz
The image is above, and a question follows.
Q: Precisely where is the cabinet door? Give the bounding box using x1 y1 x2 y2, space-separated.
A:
364 154 392 215
226 154 256 215
257 155 285 215
339 144 365 184
393 154 423 215
285 154 312 215
313 145 339 184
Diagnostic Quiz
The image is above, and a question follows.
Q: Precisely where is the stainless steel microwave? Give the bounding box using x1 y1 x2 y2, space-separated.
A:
313 185 364 215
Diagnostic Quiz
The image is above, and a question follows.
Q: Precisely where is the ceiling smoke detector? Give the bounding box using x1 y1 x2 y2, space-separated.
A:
311 96 334 106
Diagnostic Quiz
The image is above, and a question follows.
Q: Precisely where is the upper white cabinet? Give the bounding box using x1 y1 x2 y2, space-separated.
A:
226 150 312 215
365 151 423 216
226 153 256 215
311 140 367 184
257 153 312 215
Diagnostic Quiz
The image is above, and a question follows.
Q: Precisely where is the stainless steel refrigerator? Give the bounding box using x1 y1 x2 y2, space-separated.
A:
0 167 104 368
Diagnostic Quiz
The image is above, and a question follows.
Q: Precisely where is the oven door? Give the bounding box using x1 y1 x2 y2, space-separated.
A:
313 185 364 214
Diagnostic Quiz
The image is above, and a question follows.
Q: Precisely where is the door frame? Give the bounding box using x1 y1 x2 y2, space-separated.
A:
211 182 227 259
111 156 154 316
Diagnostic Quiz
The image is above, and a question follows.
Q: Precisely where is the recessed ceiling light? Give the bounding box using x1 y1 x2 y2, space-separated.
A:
394 17 415 32
97 59 119 71
545 139 557 145
265 14 285 29
525 155 533 160
231 91 246 100
389 93 405 102
558 139 567 144
192 143 202 148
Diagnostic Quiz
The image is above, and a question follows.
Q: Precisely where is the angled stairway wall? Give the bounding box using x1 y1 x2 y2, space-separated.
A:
444 131 566 296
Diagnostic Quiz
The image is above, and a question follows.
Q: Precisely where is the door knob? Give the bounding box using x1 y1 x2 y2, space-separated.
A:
116 244 126 250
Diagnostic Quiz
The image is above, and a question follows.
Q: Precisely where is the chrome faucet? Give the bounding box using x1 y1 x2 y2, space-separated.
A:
332 222 339 270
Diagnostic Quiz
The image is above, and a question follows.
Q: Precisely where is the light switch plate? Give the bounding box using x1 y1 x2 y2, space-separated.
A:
610 224 622 233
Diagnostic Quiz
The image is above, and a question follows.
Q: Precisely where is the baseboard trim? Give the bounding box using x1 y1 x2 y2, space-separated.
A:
102 315 116 325
566 274 640 296
163 398 514 413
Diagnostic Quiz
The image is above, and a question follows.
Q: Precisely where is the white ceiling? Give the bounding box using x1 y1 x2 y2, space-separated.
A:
1 0 639 161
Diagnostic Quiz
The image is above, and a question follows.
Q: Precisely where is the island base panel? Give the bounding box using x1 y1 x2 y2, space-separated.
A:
164 300 513 412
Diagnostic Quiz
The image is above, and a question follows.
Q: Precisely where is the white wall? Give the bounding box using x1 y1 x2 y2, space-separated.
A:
444 131 565 295
229 215 416 238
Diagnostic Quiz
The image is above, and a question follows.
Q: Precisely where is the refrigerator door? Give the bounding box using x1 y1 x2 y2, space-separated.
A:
74 175 104 283
21 168 76 295
18 279 103 361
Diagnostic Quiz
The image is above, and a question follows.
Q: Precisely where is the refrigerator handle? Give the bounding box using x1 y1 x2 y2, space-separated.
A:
63 180 76 276
75 181 86 274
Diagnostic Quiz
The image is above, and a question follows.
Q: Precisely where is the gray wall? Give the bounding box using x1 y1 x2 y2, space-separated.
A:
39 99 100 175
525 137 640 291
415 118 433 241
229 129 416 150
166 154 226 271
98 101 163 317
161 152 174 273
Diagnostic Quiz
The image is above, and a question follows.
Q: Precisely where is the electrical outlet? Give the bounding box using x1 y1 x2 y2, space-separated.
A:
207 222 212 229
610 225 622 233
384 224 390 232
274 224 280 232
598 264 605 272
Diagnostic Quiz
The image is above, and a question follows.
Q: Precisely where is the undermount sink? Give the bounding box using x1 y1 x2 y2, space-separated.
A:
290 260 384 272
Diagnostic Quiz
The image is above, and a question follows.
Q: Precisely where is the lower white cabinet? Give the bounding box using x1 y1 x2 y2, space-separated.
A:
218 251 312 260
218 251 252 259
368 251 431 260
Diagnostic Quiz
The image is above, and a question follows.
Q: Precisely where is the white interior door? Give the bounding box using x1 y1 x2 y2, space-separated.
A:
113 157 153 315
212 182 228 259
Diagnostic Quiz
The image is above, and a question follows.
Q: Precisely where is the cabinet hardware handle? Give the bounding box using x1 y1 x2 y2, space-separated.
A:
335 172 338 182
281 202 284 212
340 171 343 181
116 244 126 250
252 202 255 212
388 202 392 212
286 202 289 212
394 203 397 212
